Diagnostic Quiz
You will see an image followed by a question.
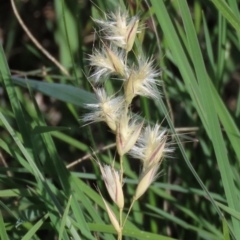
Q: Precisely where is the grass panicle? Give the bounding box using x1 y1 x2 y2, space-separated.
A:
83 9 170 240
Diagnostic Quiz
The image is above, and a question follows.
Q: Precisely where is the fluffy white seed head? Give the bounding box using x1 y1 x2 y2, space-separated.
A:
134 164 160 201
82 88 125 132
130 124 172 171
89 46 125 82
94 9 140 51
124 58 161 104
97 162 124 209
116 113 144 156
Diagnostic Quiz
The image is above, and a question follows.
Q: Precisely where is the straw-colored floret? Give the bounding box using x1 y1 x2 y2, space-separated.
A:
134 164 160 201
99 192 121 233
82 88 125 132
116 113 144 156
130 124 171 171
89 46 125 81
97 161 124 209
94 9 140 51
124 58 160 104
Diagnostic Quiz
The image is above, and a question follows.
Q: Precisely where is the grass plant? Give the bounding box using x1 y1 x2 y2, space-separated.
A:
0 0 240 239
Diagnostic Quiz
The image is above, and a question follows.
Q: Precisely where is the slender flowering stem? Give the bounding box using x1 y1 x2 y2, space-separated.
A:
119 155 124 186
125 52 128 66
123 198 135 227
118 231 122 240
118 207 123 240
119 154 124 240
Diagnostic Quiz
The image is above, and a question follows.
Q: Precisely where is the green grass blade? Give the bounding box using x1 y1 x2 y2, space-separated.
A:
22 214 49 240
216 13 226 85
27 89 90 239
0 139 32 173
87 223 177 240
211 0 240 31
150 0 223 220
60 0 79 85
0 211 9 240
50 131 89 152
210 80 240 163
223 217 231 240
0 189 33 198
64 183 96 240
12 77 96 106
227 0 240 45
146 204 222 240
237 89 240 117
0 112 44 183
202 13 215 76
71 176 115 240
150 0 208 131
215 201 240 221
59 196 74 240
32 126 72 134
0 38 32 150
178 0 240 237
0 112 82 239
53 0 79 73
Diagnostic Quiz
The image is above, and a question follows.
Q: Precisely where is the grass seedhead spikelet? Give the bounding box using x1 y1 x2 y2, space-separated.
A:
97 161 124 209
82 88 125 132
125 17 139 52
89 46 125 81
130 124 171 171
94 9 140 51
134 164 160 201
124 58 160 104
116 114 144 156
99 192 121 234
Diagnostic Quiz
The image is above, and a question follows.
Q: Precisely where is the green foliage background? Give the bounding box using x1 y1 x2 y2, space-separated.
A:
0 0 240 239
